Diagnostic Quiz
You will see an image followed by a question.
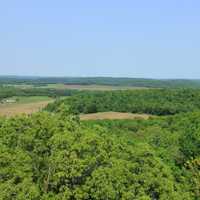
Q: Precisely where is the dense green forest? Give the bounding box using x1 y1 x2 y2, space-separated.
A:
0 86 77 100
1 84 200 199
1 76 200 88
46 89 200 115
1 108 200 199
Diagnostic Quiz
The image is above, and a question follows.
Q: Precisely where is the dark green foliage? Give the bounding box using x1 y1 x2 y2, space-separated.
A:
46 89 200 115
0 86 77 101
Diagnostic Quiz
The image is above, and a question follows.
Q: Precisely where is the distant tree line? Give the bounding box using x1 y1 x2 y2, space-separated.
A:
45 89 200 115
0 86 77 100
1 76 200 88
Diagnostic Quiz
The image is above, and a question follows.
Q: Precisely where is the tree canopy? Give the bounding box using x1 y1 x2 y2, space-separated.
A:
1 87 200 199
1 109 200 199
46 89 200 115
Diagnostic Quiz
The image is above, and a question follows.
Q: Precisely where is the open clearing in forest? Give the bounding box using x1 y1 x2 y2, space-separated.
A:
61 84 149 91
0 96 53 116
5 83 150 91
80 112 152 120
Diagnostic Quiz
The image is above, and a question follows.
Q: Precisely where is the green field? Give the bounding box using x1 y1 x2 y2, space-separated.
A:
3 96 52 103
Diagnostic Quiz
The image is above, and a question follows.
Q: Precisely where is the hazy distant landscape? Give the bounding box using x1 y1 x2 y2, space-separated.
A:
2 76 200 88
2 76 200 117
1 0 200 199
1 76 200 199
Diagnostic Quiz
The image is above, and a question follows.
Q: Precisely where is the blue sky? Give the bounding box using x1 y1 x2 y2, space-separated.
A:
0 0 200 78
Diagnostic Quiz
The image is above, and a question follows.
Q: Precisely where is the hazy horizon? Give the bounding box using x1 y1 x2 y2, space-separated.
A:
1 1 200 79
1 74 200 80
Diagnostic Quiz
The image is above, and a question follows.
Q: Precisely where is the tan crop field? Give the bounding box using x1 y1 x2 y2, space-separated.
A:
46 84 148 91
80 112 152 120
0 96 53 117
57 84 149 90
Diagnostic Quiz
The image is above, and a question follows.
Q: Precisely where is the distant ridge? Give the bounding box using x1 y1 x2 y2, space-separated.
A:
1 76 200 88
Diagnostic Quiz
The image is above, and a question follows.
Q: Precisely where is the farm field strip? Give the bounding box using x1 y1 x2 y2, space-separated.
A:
4 83 150 90
80 112 152 120
60 84 149 91
0 97 54 116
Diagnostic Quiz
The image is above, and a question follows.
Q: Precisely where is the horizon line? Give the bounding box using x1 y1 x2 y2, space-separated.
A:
0 74 200 80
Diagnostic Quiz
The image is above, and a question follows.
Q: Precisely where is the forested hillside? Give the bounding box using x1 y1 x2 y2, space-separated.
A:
46 89 200 115
1 109 200 199
1 87 200 199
